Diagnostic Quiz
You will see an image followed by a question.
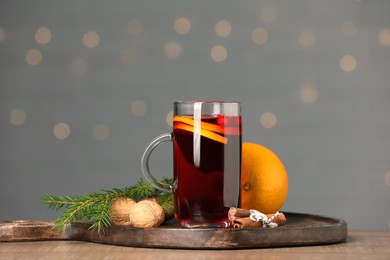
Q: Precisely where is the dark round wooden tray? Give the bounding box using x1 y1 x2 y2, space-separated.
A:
0 212 347 249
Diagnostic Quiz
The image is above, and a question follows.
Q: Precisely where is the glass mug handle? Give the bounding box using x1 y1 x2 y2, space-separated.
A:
140 133 173 193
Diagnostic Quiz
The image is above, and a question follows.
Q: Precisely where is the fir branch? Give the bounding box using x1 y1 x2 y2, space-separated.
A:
42 194 78 210
88 195 111 233
42 178 173 234
156 192 174 216
101 179 158 201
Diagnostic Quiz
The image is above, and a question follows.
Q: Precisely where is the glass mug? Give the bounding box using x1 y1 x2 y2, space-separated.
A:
141 101 242 228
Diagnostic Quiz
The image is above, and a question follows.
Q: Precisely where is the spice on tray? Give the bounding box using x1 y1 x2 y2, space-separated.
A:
228 207 286 229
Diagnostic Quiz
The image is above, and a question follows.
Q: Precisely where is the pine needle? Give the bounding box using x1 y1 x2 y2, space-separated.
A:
42 178 173 234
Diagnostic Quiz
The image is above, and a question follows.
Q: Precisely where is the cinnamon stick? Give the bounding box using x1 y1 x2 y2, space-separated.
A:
233 217 261 228
228 207 251 222
228 207 286 229
232 213 286 229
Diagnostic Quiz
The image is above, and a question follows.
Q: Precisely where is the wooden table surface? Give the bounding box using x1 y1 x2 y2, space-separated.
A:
0 230 389 259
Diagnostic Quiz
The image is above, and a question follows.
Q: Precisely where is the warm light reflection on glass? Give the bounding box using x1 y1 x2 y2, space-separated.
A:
93 124 109 140
298 31 316 48
300 84 319 105
211 45 227 62
385 171 390 187
378 29 390 47
174 17 191 35
71 58 89 75
260 112 277 129
215 20 232 37
120 50 137 65
166 111 173 127
342 20 358 37
340 55 357 72
82 31 100 48
25 48 42 65
10 109 26 126
34 27 52 44
261 6 279 24
0 27 6 43
164 41 182 59
252 27 268 45
131 100 148 117
53 122 70 140
127 19 144 35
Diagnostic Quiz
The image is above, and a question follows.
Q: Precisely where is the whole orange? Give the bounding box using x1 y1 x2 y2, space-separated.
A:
240 142 288 214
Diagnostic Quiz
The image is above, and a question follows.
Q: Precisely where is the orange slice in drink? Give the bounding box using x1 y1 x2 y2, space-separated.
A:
174 116 224 133
173 116 240 136
174 122 228 144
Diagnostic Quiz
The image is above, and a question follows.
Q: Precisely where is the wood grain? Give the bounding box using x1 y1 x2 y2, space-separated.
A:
1 231 389 260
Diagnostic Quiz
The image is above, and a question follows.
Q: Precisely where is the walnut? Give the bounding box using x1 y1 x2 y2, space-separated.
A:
110 198 136 227
129 200 165 228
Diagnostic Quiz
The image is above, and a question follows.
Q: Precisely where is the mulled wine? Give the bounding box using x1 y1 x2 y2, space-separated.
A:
173 114 242 227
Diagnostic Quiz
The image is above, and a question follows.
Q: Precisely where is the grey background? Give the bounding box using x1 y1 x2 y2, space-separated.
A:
1 0 390 229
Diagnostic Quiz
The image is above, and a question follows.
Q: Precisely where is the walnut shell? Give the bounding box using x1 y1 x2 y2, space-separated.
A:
129 200 165 228
110 198 136 227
